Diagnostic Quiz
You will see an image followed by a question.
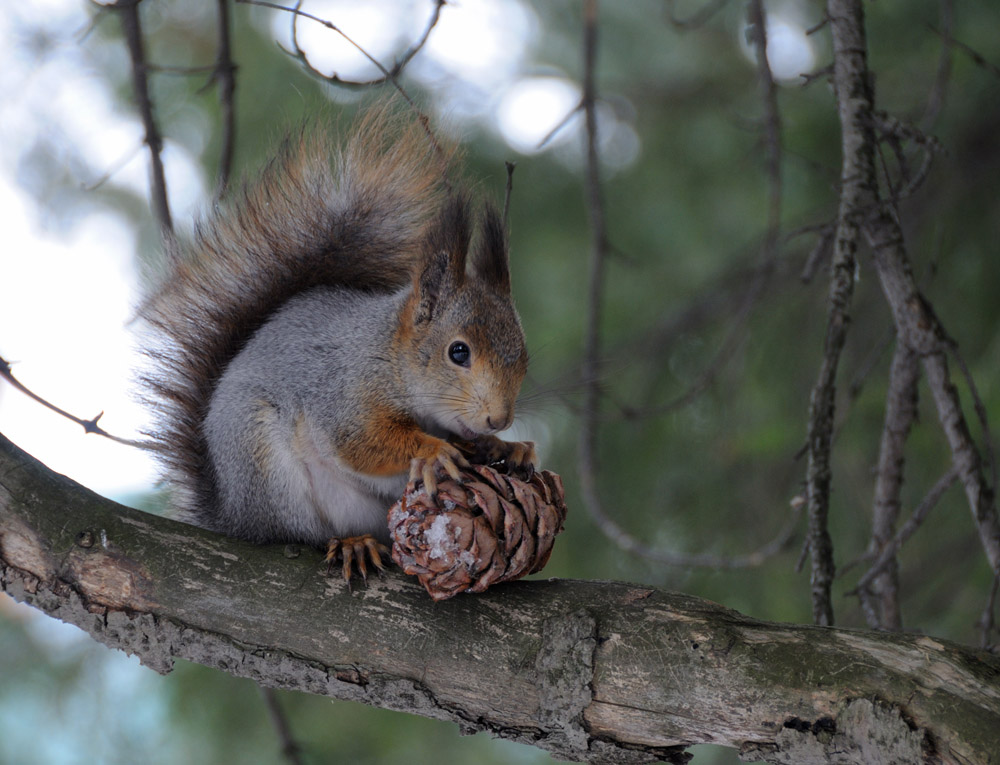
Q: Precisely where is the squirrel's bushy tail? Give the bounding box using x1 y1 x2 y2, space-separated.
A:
140 105 451 513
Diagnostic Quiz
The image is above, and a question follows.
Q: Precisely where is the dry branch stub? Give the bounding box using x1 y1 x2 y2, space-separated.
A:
388 464 568 600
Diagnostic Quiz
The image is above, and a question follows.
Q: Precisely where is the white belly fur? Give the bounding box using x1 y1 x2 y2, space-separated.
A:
289 414 406 540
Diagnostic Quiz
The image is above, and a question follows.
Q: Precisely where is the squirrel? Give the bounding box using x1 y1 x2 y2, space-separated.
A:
140 106 536 578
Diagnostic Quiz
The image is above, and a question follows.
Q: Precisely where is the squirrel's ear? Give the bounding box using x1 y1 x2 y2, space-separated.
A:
414 250 449 324
414 197 470 323
471 203 511 295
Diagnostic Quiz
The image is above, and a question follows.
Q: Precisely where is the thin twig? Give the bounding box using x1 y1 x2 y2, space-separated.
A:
113 0 173 238
849 467 959 595
926 21 1000 80
602 244 803 423
800 224 835 284
949 343 997 497
503 161 516 228
577 0 610 559
239 0 449 174
627 287 758 417
873 111 944 203
856 587 881 630
633 0 783 421
239 0 443 86
610 505 802 569
573 0 798 570
920 352 1000 569
0 356 148 449
82 140 144 192
664 0 732 30
799 64 833 88
259 686 304 765
148 63 217 75
536 101 584 151
214 0 237 200
846 325 895 402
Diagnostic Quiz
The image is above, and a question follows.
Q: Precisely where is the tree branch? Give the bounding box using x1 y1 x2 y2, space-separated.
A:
114 0 173 237
213 0 237 200
827 0 1000 575
0 355 147 449
801 0 899 628
848 466 959 597
3 433 999 763
865 341 920 630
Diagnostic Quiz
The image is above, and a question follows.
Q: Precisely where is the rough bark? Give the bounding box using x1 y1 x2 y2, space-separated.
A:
1 432 999 765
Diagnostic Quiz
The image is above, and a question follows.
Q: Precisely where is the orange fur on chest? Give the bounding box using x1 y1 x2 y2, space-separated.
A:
339 401 444 477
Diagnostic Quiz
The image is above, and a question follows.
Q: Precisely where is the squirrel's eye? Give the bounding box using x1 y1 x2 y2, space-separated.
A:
448 341 471 367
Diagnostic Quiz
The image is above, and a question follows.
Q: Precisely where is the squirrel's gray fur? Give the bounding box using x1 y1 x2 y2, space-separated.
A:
140 106 530 548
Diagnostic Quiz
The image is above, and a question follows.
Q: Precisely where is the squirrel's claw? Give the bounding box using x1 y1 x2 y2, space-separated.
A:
410 442 469 498
505 440 537 478
456 435 537 479
325 535 390 583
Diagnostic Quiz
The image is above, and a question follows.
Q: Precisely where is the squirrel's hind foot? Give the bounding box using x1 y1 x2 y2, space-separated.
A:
325 535 390 582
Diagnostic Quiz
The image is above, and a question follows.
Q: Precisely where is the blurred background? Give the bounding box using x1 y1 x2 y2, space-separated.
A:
1 0 998 762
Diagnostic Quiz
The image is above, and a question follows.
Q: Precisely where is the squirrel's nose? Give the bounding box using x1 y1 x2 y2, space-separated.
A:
486 412 513 433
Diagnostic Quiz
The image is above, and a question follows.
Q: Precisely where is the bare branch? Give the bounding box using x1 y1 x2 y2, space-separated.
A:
799 63 833 88
577 0 612 563
112 0 172 238
259 687 304 765
980 573 1000 652
502 161 516 227
824 0 1000 627
535 101 583 151
873 111 944 203
0 355 148 449
927 20 1000 80
822 0 1000 573
921 352 1000 568
949 343 998 497
802 0 882 627
81 140 144 192
849 467 959 596
864 341 920 630
845 324 895 402
609 0 783 423
147 63 217 75
575 0 797 570
800 224 835 284
747 0 782 238
214 0 237 200
239 0 443 86
664 0 731 30
237 0 448 175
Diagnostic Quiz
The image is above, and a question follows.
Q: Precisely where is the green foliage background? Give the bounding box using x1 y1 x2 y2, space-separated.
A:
2 0 999 763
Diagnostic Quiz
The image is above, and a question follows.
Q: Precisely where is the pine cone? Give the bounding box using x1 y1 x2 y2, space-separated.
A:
388 465 568 601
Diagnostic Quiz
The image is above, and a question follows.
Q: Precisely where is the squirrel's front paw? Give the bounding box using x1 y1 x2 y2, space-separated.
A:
456 434 537 478
409 441 470 498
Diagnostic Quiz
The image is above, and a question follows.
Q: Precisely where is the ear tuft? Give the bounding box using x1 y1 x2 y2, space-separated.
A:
414 196 471 323
472 203 511 295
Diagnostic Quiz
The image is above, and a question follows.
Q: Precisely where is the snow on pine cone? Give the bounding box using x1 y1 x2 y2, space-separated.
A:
388 464 568 601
